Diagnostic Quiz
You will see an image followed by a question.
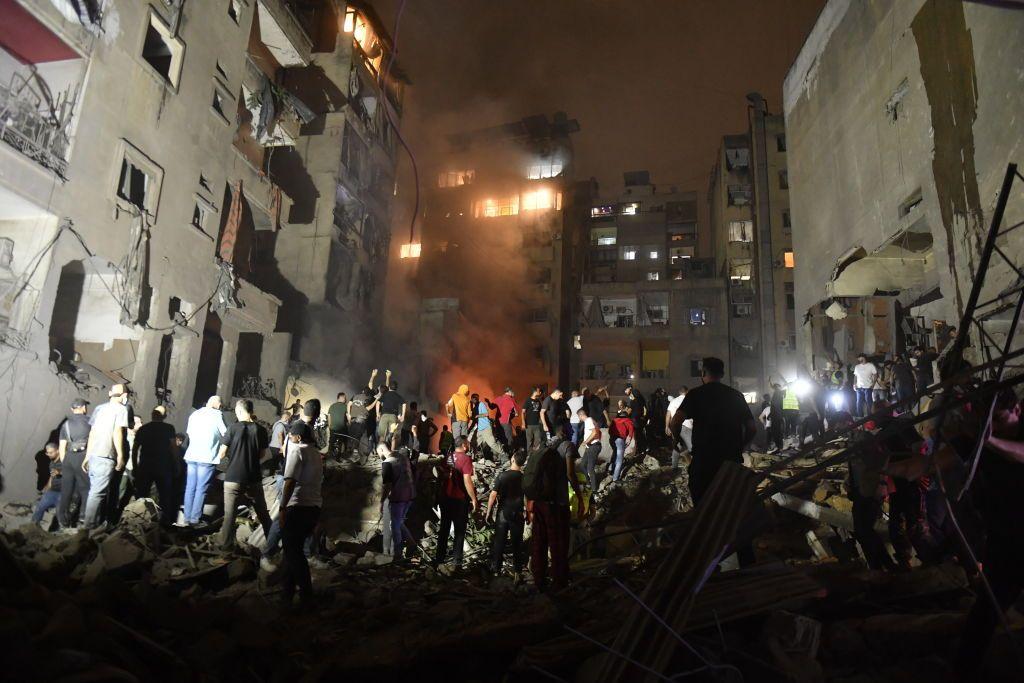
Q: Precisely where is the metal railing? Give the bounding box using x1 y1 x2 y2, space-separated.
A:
0 76 72 178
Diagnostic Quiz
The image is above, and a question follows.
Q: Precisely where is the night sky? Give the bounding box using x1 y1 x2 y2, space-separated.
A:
376 0 825 221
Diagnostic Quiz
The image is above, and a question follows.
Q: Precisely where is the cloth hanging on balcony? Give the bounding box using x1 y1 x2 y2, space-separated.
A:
256 77 275 140
119 210 150 327
269 184 282 231
219 180 243 263
212 260 241 314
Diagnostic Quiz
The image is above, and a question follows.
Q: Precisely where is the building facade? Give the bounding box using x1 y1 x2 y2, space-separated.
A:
577 173 731 401
411 113 584 407
709 100 797 398
0 0 402 501
784 0 1024 370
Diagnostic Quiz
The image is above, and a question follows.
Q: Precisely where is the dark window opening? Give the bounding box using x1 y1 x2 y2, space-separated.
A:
776 134 787 152
155 333 173 392
778 170 789 190
193 312 223 408
118 159 148 210
142 23 174 82
232 332 264 396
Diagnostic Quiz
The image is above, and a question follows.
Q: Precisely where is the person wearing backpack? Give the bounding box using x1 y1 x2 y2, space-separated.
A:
433 439 478 570
58 398 92 528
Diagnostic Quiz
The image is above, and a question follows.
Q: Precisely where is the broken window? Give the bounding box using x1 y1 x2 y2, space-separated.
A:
778 170 789 190
669 222 697 241
621 202 640 215
776 134 787 152
729 258 753 283
475 195 519 217
341 122 368 186
733 303 754 318
522 188 561 211
727 185 752 207
725 147 750 170
621 246 638 261
527 161 563 179
141 11 184 87
192 202 208 231
437 170 474 188
783 250 795 268
689 308 709 326
118 158 149 210
640 292 669 326
728 220 753 242
591 205 615 218
670 246 694 264
591 226 617 245
646 271 660 281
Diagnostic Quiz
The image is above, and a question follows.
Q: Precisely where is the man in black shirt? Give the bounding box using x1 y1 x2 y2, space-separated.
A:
327 392 348 458
132 406 178 526
522 387 544 453
216 399 273 549
583 387 610 429
670 357 757 563
377 380 406 447
58 398 91 528
347 388 376 463
624 385 649 454
487 451 526 577
541 389 568 442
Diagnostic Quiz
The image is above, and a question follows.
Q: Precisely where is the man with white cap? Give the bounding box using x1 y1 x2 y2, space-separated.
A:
82 384 130 529
182 395 227 525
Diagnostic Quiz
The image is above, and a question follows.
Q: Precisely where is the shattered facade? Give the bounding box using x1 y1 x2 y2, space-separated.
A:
784 0 1024 369
578 174 730 398
0 0 403 502
412 113 586 405
710 105 797 399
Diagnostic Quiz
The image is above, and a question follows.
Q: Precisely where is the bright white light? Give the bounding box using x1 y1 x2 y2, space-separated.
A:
399 243 421 258
793 379 812 397
828 390 845 411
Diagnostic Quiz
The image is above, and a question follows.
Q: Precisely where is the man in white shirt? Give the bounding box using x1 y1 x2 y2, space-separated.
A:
577 408 602 492
665 387 692 468
279 420 323 605
82 384 130 529
852 354 878 418
182 395 227 525
567 390 585 446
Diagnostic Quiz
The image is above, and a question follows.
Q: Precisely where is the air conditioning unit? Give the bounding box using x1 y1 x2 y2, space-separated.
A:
601 306 614 314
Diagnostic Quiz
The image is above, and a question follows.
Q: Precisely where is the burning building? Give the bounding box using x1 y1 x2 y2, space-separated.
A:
0 0 404 501
409 113 586 407
577 172 730 401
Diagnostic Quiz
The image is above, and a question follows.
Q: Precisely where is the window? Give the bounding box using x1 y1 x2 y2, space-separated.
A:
192 202 208 230
727 185 752 207
670 246 694 264
211 87 229 122
227 0 241 23
778 170 789 190
621 202 640 215
591 205 615 217
642 348 669 379
790 334 797 350
215 61 229 84
591 227 617 246
899 188 923 218
621 247 638 261
341 122 368 185
475 195 519 217
689 258 713 278
733 303 754 318
522 188 561 211
776 134 787 152
689 308 709 326
729 258 753 282
618 364 634 379
591 248 616 264
666 200 698 224
399 243 421 258
782 210 792 234
646 271 660 281
437 170 474 188
784 250 795 268
728 220 753 242
527 161 563 179
669 222 697 241
649 250 659 259
743 391 758 404
785 281 795 310
141 11 185 88
118 159 148 210
690 359 703 377
725 147 750 170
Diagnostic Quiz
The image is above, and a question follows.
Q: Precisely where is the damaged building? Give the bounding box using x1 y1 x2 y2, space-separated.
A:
784 0 1024 368
709 96 797 399
411 113 587 404
577 172 730 399
0 0 404 502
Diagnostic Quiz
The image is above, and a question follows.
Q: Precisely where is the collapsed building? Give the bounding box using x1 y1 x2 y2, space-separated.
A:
577 173 730 399
0 0 405 502
409 113 589 405
784 0 1024 369
710 98 798 398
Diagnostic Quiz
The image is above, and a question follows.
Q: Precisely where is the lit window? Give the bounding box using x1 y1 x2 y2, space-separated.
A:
438 170 474 188
728 220 753 242
527 161 563 179
141 10 185 88
621 202 640 215
522 189 561 211
591 205 615 217
784 251 795 268
647 271 660 281
743 391 759 404
591 227 617 246
622 247 637 261
649 250 659 259
689 308 709 326
475 196 519 217
729 259 753 282
670 247 694 263
399 243 422 258
343 8 356 32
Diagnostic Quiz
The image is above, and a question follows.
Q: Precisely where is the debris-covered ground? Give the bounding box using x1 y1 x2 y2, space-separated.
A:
2 445 1023 682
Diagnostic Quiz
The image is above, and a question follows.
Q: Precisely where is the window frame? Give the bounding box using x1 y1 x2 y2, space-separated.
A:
138 8 186 90
113 139 164 218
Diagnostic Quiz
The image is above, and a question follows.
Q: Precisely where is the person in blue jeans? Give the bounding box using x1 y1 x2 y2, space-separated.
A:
181 396 226 525
32 443 62 525
381 444 416 560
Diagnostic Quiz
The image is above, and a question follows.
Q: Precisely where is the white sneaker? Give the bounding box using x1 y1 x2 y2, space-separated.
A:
260 557 278 573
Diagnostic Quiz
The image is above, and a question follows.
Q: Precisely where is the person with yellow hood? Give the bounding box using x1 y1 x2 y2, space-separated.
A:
446 384 472 445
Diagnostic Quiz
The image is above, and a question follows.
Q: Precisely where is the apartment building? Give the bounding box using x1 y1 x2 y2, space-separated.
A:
412 113 584 405
709 97 797 399
0 0 402 501
784 0 1024 369
577 173 731 401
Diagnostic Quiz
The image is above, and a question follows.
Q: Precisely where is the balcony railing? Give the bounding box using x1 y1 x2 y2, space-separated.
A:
0 77 72 177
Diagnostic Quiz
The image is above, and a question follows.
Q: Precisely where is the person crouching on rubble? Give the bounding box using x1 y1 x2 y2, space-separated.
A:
380 443 416 561
32 443 62 527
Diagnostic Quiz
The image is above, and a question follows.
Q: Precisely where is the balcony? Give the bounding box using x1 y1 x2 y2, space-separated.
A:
256 0 313 67
0 79 69 177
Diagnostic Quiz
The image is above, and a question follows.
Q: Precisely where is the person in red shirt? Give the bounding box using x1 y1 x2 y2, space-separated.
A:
609 404 635 481
432 439 478 570
493 388 518 448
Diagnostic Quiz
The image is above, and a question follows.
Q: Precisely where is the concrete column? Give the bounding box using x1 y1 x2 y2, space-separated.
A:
259 331 292 405
131 329 162 412
217 326 240 401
